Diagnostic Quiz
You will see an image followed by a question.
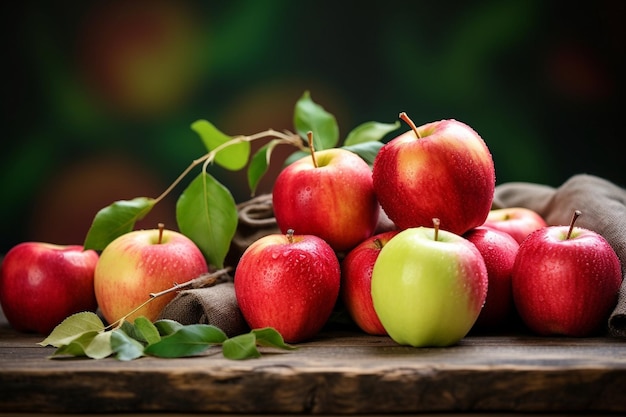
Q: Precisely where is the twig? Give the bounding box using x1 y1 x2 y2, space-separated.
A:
149 267 233 298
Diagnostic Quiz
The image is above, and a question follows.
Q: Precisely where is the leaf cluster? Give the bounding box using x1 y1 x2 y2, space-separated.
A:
39 312 296 361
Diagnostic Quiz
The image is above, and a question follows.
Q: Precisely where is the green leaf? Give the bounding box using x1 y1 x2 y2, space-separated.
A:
191 119 250 171
294 90 339 151
144 324 228 358
341 141 385 166
133 316 161 345
252 327 297 350
247 139 286 195
39 312 105 347
154 319 184 336
119 320 140 340
343 121 400 146
83 197 156 251
111 329 145 361
222 333 261 360
222 328 296 360
84 331 114 359
176 172 238 269
53 331 99 357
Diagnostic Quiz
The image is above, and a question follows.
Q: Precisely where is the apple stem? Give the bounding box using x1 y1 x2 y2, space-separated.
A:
432 218 440 241
287 228 295 243
157 223 165 244
566 210 582 240
308 131 318 168
374 238 383 250
399 112 421 139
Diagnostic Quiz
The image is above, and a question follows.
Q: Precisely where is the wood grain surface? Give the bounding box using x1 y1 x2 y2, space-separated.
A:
1 309 626 415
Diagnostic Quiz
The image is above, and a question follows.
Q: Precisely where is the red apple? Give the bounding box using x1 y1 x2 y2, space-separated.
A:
272 147 380 253
94 225 208 324
340 230 399 335
464 226 520 330
511 211 622 336
482 207 547 244
234 230 341 343
372 114 495 235
0 243 99 334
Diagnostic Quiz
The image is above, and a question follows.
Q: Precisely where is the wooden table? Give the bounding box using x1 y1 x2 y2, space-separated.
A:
1 308 626 416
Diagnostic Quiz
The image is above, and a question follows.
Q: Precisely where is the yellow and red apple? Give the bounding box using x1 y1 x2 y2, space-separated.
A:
94 226 208 324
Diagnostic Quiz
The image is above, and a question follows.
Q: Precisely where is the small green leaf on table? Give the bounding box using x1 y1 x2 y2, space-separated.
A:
111 328 146 361
143 324 228 358
39 312 105 348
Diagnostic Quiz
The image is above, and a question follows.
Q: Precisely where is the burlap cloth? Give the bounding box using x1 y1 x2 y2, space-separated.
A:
492 173 626 337
160 174 626 338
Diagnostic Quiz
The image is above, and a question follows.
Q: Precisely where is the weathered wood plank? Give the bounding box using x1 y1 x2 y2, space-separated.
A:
1 319 626 414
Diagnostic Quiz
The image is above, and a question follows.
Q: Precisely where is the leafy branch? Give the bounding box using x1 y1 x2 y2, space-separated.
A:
82 90 400 272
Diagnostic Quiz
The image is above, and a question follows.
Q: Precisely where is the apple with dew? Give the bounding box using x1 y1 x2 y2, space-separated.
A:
340 230 399 335
234 229 341 343
371 219 488 347
272 140 379 253
464 226 520 330
372 113 495 235
0 243 99 334
482 207 547 244
512 210 622 337
94 224 208 324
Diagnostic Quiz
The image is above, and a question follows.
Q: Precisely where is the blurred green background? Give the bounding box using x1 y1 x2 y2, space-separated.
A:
2 0 624 254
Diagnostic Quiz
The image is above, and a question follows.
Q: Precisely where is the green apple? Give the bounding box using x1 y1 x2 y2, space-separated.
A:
371 221 488 346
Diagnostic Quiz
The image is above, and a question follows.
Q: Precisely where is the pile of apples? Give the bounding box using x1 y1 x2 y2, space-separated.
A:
234 114 622 345
1 114 622 347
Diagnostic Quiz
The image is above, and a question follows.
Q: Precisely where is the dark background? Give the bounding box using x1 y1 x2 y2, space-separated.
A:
2 0 624 254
